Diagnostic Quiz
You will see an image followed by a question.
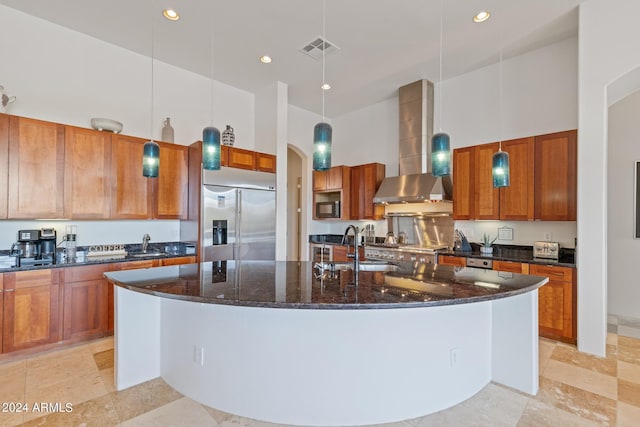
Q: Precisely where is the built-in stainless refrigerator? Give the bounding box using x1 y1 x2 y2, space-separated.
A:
202 168 276 261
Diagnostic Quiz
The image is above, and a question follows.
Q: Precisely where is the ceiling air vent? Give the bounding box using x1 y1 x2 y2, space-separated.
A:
299 36 340 61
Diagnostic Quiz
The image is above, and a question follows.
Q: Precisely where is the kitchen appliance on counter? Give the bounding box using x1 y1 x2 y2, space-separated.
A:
11 228 57 267
465 257 493 269
202 167 276 262
315 200 340 218
533 241 560 261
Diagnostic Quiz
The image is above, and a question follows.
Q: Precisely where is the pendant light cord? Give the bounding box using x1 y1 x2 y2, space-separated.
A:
498 47 503 152
211 25 215 127
438 0 443 132
150 10 154 140
321 0 326 121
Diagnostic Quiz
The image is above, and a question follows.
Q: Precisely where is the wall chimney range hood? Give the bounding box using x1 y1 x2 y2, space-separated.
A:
373 80 452 204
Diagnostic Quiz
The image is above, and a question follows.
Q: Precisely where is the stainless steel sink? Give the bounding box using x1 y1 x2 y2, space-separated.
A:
129 252 166 258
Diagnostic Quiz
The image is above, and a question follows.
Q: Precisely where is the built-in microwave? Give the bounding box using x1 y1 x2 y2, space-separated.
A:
315 201 340 218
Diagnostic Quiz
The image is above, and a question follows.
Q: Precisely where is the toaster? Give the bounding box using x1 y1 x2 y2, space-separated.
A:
533 241 560 260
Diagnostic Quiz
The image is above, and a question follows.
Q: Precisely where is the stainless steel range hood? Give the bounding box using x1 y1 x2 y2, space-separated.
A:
373 80 452 204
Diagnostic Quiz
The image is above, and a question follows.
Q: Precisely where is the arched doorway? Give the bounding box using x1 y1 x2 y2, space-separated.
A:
287 145 306 260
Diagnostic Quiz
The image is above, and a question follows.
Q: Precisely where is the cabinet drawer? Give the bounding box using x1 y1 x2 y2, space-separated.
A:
161 256 197 266
493 260 529 274
438 255 466 267
530 264 573 283
63 264 109 283
111 260 160 271
6 269 59 289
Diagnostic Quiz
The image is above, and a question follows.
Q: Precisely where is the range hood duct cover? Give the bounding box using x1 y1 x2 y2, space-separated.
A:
373 79 452 204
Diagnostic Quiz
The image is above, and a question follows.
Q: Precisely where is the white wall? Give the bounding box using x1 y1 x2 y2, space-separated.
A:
577 0 640 356
0 4 255 246
607 90 640 320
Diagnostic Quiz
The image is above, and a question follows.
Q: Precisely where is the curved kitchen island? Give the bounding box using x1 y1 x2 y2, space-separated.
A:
104 261 547 426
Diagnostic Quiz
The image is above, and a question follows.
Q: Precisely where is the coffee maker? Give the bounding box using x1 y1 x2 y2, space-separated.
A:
11 228 57 267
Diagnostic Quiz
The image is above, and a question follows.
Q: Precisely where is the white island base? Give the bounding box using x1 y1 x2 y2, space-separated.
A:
115 286 539 426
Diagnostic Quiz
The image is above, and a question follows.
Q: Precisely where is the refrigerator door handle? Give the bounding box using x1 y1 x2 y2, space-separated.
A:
236 189 242 257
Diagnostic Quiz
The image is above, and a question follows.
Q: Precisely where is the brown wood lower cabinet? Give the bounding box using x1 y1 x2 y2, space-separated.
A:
62 265 109 341
438 255 467 267
492 260 530 274
332 246 364 262
2 269 60 353
161 256 197 266
530 264 576 344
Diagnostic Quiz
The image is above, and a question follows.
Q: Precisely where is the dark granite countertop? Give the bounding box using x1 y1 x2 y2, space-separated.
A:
104 260 548 309
0 242 196 273
439 243 576 268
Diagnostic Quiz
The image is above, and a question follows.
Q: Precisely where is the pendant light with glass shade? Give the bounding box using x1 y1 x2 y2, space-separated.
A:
431 0 451 177
313 0 332 172
202 17 221 171
492 47 510 188
142 9 160 178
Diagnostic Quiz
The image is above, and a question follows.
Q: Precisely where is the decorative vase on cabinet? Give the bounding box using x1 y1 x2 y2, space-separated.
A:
222 125 235 146
162 117 174 143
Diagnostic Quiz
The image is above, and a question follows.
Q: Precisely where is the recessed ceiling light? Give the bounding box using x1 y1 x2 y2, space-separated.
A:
321 83 331 90
163 9 180 21
473 11 490 23
259 55 272 64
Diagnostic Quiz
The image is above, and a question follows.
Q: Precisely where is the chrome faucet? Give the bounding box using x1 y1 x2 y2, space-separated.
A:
342 225 361 285
142 234 150 253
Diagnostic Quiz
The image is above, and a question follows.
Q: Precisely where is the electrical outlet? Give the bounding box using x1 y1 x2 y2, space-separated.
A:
193 345 205 366
543 231 552 241
450 348 459 367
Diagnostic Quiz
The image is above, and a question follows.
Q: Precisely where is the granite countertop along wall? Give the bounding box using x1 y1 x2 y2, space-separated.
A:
104 260 548 310
0 241 196 273
439 243 576 268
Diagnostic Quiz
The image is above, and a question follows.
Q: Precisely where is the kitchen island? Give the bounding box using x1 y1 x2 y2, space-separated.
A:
105 261 547 426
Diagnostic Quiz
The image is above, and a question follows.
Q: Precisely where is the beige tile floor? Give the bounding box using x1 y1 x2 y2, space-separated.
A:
0 334 638 426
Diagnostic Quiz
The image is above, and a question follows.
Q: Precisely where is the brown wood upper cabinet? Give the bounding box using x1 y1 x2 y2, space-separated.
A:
534 130 577 221
453 132 572 221
473 142 500 220
8 116 65 219
110 134 153 219
64 126 112 219
154 142 188 219
0 114 9 219
221 145 276 173
256 152 276 173
452 146 474 220
2 269 60 353
500 137 535 220
314 166 350 191
350 163 385 220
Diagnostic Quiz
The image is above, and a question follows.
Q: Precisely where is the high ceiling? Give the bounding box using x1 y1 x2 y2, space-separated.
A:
0 0 585 118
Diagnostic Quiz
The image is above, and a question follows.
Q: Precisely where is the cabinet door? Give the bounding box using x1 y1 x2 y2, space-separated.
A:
493 260 529 274
64 126 112 219
474 142 500 220
3 269 60 353
452 147 474 220
327 166 348 190
534 130 577 221
154 142 188 219
62 279 108 341
110 134 152 219
0 114 8 219
500 137 534 220
8 116 65 218
161 256 197 266
313 170 328 191
361 163 385 220
438 255 466 267
256 152 276 173
227 147 256 170
530 264 576 343
332 246 363 262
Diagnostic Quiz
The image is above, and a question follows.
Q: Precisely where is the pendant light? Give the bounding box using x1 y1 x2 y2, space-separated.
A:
492 47 510 188
202 14 221 171
431 0 450 177
143 9 160 178
313 0 332 172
